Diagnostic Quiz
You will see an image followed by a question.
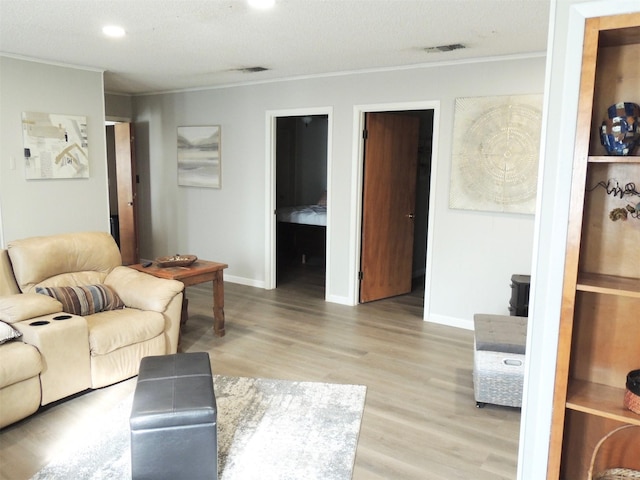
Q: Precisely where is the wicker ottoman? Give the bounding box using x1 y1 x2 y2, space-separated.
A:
473 314 527 408
130 352 217 480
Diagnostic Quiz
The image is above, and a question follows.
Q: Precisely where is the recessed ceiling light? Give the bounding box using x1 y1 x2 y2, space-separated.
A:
102 25 126 38
248 0 275 9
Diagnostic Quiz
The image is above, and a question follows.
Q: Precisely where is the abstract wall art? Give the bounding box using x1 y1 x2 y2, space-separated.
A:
449 94 543 214
22 111 89 179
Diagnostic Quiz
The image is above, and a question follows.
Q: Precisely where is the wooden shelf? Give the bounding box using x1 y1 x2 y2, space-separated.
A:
567 379 640 426
548 13 640 480
599 15 640 45
577 272 640 298
588 155 640 164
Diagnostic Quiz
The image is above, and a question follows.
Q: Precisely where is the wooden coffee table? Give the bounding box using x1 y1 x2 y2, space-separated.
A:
130 259 228 337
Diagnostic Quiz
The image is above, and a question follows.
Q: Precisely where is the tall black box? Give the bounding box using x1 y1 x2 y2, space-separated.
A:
509 274 531 317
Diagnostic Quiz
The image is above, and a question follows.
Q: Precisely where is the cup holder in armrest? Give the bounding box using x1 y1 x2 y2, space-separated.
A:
53 315 72 321
30 320 50 326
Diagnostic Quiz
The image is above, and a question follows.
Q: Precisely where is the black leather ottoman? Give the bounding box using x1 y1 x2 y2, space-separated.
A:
130 352 217 480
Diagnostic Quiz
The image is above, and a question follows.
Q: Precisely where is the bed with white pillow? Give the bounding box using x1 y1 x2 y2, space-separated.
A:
276 204 327 226
276 193 327 265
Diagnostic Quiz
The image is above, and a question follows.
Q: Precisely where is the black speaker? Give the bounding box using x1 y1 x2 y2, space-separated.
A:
509 274 530 317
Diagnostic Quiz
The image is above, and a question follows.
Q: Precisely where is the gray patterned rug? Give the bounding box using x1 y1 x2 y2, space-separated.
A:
31 375 367 480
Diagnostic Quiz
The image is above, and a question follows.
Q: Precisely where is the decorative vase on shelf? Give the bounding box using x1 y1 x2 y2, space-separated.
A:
624 369 640 415
600 102 640 156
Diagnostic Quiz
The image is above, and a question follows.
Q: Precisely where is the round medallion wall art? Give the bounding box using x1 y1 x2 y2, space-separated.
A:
449 95 543 214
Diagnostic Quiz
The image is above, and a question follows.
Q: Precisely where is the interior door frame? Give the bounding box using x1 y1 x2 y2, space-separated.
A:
265 107 333 294
113 122 139 265
351 101 440 318
106 116 139 264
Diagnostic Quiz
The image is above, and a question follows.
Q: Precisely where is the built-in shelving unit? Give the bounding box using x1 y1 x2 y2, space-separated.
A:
589 155 640 163
577 272 640 298
547 12 640 480
566 380 640 426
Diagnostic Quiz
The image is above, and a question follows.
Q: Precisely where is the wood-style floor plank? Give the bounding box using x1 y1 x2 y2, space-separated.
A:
0 266 520 479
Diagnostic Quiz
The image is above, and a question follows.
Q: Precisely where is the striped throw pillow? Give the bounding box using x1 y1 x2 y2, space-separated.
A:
35 284 125 316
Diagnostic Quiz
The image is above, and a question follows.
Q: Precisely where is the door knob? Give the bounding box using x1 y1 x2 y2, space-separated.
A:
406 213 415 219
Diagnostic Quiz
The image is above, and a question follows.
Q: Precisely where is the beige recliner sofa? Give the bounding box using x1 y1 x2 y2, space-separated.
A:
0 231 184 429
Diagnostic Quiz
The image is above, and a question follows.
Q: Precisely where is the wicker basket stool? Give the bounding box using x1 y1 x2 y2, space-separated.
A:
596 468 640 480
589 425 640 480
473 314 527 408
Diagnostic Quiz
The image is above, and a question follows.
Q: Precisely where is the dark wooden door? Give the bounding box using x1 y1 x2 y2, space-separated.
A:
360 112 420 303
114 123 139 265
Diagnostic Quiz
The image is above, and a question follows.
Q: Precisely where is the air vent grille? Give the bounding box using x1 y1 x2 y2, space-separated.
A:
424 43 466 53
237 66 269 73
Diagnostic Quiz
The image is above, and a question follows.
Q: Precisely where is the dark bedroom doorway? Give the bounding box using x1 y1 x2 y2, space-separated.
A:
275 115 329 290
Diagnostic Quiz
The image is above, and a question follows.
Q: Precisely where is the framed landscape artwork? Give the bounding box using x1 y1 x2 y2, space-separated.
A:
177 125 221 188
22 111 89 179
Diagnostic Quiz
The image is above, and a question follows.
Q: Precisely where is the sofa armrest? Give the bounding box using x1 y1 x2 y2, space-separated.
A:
0 293 63 324
105 266 184 313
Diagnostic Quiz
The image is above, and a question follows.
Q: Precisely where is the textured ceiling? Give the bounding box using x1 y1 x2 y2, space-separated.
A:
0 0 550 95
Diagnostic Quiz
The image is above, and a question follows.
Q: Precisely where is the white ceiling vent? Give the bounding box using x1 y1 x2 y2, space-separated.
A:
424 43 466 53
236 66 269 73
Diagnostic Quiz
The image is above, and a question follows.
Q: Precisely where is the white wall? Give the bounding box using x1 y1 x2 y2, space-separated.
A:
131 54 546 326
518 1 640 479
0 56 109 245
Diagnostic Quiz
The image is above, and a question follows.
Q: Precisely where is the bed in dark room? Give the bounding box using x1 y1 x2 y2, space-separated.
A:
276 203 326 270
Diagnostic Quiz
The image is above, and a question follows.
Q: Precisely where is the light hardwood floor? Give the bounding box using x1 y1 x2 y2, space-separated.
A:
0 265 521 479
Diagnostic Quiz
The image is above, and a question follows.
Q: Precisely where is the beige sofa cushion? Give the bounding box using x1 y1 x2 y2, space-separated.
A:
89 335 165 389
0 250 20 296
105 266 184 313
85 309 165 356
0 341 42 388
8 231 121 293
0 293 62 324
0 375 41 429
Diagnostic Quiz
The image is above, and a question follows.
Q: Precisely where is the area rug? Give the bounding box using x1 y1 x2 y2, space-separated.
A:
31 375 367 480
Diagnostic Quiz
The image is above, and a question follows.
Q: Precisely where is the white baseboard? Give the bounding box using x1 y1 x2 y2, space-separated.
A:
425 314 473 331
325 294 354 306
135 265 265 289
224 275 265 289
223 275 353 306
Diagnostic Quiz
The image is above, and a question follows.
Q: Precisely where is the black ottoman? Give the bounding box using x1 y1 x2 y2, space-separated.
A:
130 352 217 480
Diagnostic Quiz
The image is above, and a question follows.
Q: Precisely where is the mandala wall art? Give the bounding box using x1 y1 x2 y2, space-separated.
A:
449 94 543 214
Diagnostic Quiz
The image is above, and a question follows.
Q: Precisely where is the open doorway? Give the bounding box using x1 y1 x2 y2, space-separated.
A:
358 108 435 306
274 114 329 290
105 121 139 265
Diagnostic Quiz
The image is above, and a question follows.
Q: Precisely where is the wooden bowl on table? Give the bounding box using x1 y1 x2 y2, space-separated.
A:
155 255 197 268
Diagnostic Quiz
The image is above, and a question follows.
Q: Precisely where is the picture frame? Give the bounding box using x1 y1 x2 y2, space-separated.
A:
22 111 89 179
177 125 221 188
449 94 543 214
